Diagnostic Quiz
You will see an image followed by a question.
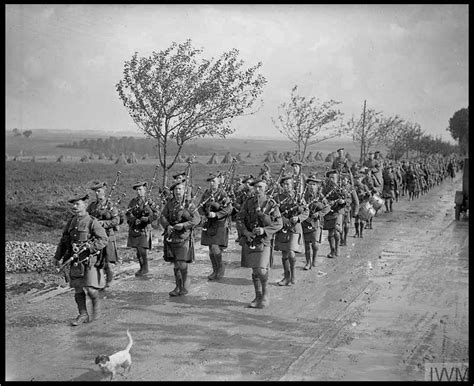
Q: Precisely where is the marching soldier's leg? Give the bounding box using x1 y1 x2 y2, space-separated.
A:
71 289 89 326
104 257 113 287
169 263 182 297
288 251 297 284
257 268 270 308
327 230 334 258
86 287 100 322
207 246 217 281
214 245 226 280
248 270 262 308
304 241 312 270
389 198 393 212
140 248 149 275
359 221 365 238
278 252 291 286
135 248 143 276
354 221 360 237
333 230 340 257
311 241 318 267
341 221 349 246
179 261 190 296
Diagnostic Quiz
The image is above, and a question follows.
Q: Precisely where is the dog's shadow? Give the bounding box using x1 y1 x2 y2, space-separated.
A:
70 367 130 382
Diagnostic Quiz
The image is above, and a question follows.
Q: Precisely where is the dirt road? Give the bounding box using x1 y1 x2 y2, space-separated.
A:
5 174 469 381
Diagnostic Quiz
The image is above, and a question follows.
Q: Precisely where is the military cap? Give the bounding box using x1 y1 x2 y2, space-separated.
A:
374 150 380 154
279 174 294 184
90 181 107 191
291 160 302 167
325 169 338 178
242 175 255 184
132 181 148 190
337 148 344 152
169 181 185 191
68 190 89 203
172 171 186 179
206 173 220 182
306 174 322 183
250 178 267 187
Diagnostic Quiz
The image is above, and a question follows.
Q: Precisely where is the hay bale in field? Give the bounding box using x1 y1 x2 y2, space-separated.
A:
142 153 149 160
246 152 252 158
221 152 232 164
263 153 273 163
56 155 64 162
127 152 138 164
314 151 323 161
235 153 243 162
98 153 106 160
207 153 218 164
115 153 128 165
80 154 89 162
108 154 115 161
305 152 314 162
325 152 336 163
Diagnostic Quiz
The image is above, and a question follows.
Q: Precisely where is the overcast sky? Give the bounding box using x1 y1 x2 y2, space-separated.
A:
5 4 468 142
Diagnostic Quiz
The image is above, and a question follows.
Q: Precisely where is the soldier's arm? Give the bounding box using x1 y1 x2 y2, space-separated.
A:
214 195 234 219
159 204 170 228
297 200 309 223
53 220 72 261
262 207 283 236
101 206 120 229
180 204 201 230
89 219 109 253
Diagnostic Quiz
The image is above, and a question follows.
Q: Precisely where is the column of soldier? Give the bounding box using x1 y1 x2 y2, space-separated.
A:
51 148 461 325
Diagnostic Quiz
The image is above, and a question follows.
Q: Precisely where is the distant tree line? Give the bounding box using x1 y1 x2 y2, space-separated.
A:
11 128 33 138
56 136 211 156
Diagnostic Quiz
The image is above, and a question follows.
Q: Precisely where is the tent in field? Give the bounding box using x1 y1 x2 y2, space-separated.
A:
56 155 64 162
115 153 128 165
314 151 323 161
127 152 138 164
221 152 233 164
324 152 336 163
207 153 218 164
80 154 89 162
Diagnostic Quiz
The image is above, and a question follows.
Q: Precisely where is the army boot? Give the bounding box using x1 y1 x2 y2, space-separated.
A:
71 292 89 326
258 270 269 308
289 257 296 285
215 254 225 280
207 254 217 280
278 259 291 286
104 261 113 287
360 224 364 238
389 201 393 212
139 253 149 275
179 266 190 296
248 273 262 308
169 268 182 297
135 254 143 276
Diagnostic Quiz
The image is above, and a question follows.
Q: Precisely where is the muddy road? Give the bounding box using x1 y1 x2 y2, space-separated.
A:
5 175 469 381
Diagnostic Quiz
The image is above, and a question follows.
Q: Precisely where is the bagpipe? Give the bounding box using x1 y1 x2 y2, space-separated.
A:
221 157 238 202
265 158 290 198
107 171 127 228
56 240 101 281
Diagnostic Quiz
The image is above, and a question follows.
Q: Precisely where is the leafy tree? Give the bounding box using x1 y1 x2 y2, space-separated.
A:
116 39 267 186
272 85 345 162
349 106 402 162
447 107 468 155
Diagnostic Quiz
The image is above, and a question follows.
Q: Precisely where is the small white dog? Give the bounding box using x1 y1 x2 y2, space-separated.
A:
95 329 133 381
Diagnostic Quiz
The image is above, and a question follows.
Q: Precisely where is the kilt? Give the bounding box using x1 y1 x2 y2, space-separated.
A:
274 230 304 253
127 226 152 249
163 238 193 262
303 228 321 243
382 188 395 199
240 241 272 268
200 219 229 247
69 259 106 289
103 239 118 263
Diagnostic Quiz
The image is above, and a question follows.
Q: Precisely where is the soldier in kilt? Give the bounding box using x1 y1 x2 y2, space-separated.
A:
198 173 233 281
87 181 120 289
126 181 155 276
233 175 255 246
274 175 309 286
339 173 359 246
52 191 108 326
301 175 331 270
353 172 372 238
160 181 201 296
382 164 396 212
236 178 283 308
321 170 347 258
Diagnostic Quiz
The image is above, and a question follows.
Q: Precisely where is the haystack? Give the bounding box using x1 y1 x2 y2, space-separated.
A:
56 155 64 162
324 152 336 163
221 152 233 164
263 153 274 163
89 153 95 160
109 154 115 161
127 152 138 164
314 151 323 161
207 153 218 164
115 153 128 165
246 152 252 158
305 152 314 163
80 154 89 162
98 153 106 160
235 153 243 162
142 153 149 160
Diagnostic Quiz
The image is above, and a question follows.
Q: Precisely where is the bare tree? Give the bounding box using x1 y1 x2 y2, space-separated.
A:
272 85 345 162
116 39 267 186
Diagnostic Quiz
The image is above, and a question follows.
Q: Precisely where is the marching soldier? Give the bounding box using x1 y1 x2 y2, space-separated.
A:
160 181 201 296
353 172 372 238
321 170 346 258
301 174 331 270
198 173 233 281
332 147 351 173
236 178 283 308
126 181 154 276
274 175 309 286
361 167 378 230
87 181 120 289
51 191 108 326
339 173 359 247
382 164 397 212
